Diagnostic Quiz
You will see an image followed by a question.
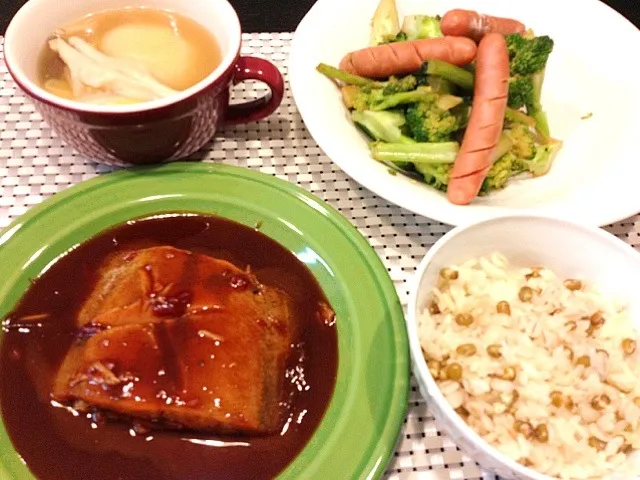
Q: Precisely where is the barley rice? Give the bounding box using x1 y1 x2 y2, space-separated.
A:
417 252 640 480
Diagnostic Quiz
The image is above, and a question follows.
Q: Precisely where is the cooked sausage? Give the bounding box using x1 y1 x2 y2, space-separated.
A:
447 33 509 206
441 9 526 42
339 36 477 78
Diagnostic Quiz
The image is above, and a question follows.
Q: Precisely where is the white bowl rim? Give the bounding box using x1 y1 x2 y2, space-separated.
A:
406 213 640 480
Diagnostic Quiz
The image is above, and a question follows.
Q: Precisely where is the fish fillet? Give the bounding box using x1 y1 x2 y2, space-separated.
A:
53 246 296 434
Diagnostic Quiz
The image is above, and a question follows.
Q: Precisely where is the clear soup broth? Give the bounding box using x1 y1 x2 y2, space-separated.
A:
38 7 222 105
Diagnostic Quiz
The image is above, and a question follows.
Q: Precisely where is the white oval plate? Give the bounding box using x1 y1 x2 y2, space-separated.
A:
288 0 640 227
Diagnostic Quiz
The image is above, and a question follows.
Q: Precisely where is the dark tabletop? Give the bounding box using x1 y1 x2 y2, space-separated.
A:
1 0 639 34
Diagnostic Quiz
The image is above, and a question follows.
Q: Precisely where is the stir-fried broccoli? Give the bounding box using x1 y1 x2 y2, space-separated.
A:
340 84 435 111
316 63 383 87
414 163 451 192
479 125 561 191
316 19 560 199
504 34 555 140
505 124 536 160
528 69 551 141
383 75 418 94
401 15 443 40
506 71 550 139
317 64 438 111
475 132 517 191
416 35 554 140
504 106 536 127
370 87 437 110
386 132 511 191
506 34 554 76
370 141 459 164
351 110 414 144
519 138 563 177
426 76 456 94
507 75 534 110
405 100 465 142
415 155 521 194
340 85 370 111
481 153 522 192
425 60 474 91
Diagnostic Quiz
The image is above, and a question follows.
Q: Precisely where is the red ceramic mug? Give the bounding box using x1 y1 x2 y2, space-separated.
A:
3 0 285 167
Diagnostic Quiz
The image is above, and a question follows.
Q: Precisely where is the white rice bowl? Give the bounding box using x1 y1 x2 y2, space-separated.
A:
407 215 640 480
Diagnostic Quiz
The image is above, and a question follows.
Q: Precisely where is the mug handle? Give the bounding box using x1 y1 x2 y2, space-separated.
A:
224 56 285 125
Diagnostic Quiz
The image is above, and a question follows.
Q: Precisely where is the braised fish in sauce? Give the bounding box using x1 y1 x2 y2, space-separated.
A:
54 246 297 434
0 214 338 480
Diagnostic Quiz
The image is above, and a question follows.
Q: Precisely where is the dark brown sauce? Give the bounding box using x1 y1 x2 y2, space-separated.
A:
0 214 338 480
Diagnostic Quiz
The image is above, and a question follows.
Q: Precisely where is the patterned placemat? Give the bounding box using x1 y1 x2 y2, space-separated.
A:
1 33 638 480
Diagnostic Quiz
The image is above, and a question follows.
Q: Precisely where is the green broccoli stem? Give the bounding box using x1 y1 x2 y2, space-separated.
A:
526 138 563 177
527 69 551 142
370 88 436 111
352 110 415 144
316 63 382 87
504 107 536 127
370 141 459 164
427 76 455 94
530 110 550 143
491 132 514 164
426 60 474 91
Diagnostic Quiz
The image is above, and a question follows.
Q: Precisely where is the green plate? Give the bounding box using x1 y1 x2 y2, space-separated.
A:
0 162 409 480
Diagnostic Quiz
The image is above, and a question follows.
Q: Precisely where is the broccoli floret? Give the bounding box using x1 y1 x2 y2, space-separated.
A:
507 75 534 110
481 128 561 189
346 86 385 111
505 70 549 140
505 34 554 76
352 110 414 144
341 84 436 112
383 75 418 94
373 134 522 194
316 63 438 111
391 128 560 195
340 85 368 111
401 15 443 40
339 85 377 111
505 124 536 160
405 100 463 142
480 153 523 192
520 138 563 177
417 155 518 193
414 163 451 192
503 35 555 140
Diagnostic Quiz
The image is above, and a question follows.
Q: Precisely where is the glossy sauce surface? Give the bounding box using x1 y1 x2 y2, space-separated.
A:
0 214 338 480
